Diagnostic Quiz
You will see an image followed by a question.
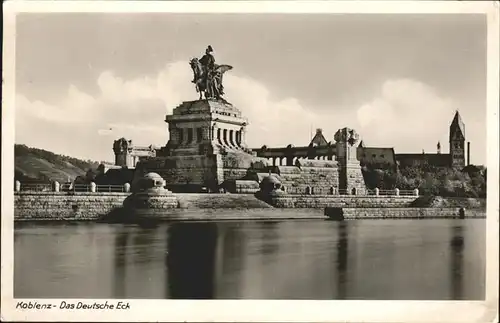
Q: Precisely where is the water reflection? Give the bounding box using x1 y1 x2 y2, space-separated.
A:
113 229 128 298
14 219 486 300
259 221 280 255
217 222 247 298
166 222 218 299
449 223 464 299
336 222 348 299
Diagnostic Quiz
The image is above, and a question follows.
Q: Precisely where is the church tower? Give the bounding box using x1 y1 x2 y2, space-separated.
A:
449 111 466 169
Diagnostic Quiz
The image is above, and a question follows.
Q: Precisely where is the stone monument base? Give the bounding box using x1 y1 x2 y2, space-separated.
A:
134 99 270 193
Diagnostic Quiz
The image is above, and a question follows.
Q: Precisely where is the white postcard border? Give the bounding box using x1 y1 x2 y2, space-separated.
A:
2 1 499 322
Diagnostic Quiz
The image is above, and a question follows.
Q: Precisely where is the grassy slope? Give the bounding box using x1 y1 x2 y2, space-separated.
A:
14 144 99 183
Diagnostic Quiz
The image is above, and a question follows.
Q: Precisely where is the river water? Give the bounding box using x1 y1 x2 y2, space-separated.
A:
14 215 486 300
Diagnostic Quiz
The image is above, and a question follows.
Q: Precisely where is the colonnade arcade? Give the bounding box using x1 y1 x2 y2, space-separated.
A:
253 145 336 167
173 124 246 149
213 124 246 149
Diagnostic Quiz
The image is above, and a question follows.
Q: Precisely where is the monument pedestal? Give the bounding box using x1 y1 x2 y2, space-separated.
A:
335 128 367 195
135 99 267 192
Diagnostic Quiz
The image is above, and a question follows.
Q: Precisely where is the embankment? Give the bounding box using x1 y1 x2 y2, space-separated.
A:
13 192 274 221
13 192 487 222
265 194 418 208
136 208 325 221
409 196 486 209
14 192 129 221
324 207 485 220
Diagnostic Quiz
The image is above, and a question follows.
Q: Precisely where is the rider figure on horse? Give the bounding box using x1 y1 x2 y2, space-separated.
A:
199 45 215 72
190 46 232 100
197 45 223 98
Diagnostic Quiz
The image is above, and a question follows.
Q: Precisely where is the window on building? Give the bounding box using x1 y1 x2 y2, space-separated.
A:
187 128 193 144
372 154 376 158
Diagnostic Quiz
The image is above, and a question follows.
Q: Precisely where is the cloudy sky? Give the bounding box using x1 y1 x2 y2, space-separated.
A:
15 13 487 164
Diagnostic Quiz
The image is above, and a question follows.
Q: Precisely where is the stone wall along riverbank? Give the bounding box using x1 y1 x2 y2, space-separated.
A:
14 192 131 221
266 194 418 208
324 207 486 220
134 208 326 221
14 191 484 222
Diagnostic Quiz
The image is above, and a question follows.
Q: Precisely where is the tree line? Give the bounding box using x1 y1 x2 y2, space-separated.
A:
361 163 486 198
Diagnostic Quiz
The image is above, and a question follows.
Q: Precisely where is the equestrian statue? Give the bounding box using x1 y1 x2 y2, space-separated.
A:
190 45 233 101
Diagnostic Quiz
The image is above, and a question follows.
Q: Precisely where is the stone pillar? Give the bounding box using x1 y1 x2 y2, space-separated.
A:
90 182 97 193
124 183 131 193
236 131 241 146
168 124 179 144
334 127 365 195
413 188 419 196
240 126 246 147
223 129 228 147
176 128 183 145
395 188 400 196
200 127 207 142
188 128 194 144
375 188 380 196
211 124 217 141
15 180 21 192
182 128 188 145
53 181 60 192
217 128 222 145
229 130 235 147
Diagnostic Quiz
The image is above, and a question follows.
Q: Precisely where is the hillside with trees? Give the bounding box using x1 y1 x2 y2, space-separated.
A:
14 144 100 184
362 163 487 198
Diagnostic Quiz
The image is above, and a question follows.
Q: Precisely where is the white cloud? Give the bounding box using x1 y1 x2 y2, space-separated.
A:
16 85 95 124
355 78 455 153
223 74 349 148
15 63 458 162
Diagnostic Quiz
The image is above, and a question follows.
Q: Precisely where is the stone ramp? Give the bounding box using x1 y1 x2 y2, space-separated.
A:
176 193 273 209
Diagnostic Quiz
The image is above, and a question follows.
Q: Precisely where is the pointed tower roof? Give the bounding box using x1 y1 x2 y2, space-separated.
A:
309 128 328 147
358 140 365 148
450 110 465 140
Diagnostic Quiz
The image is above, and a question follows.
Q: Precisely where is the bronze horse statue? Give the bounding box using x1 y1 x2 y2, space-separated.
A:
190 58 233 100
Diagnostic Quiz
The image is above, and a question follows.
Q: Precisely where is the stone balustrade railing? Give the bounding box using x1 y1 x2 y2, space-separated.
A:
14 180 420 197
14 181 131 193
284 186 419 196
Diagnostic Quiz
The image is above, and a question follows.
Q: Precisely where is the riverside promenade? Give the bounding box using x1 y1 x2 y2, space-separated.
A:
13 181 485 222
